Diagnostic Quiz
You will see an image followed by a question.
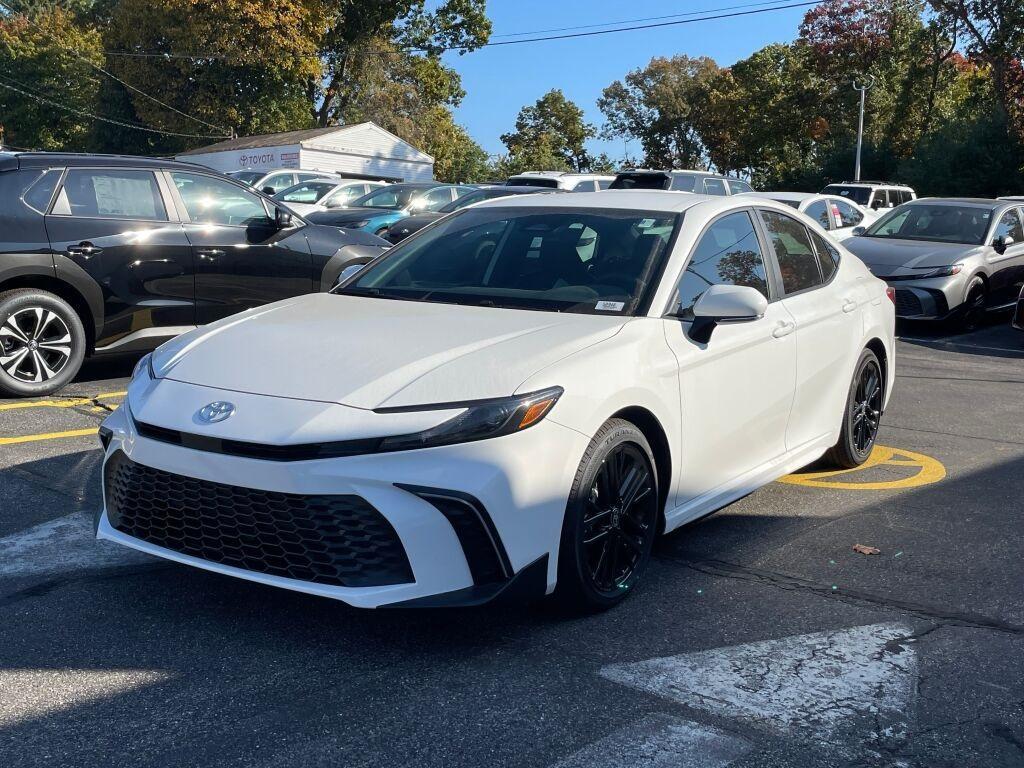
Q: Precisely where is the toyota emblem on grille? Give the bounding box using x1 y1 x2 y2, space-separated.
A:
197 401 235 424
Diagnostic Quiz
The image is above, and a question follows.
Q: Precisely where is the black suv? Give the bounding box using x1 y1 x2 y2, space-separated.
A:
0 153 388 396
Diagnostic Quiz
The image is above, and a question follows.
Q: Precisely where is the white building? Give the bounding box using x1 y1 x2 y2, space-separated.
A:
176 122 434 182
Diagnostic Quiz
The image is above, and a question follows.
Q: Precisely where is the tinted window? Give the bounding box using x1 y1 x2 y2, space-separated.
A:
229 170 263 184
171 172 269 226
760 210 821 294
59 169 166 220
506 177 559 188
866 204 991 245
994 209 1024 243
419 187 455 211
822 185 870 206
805 200 831 229
276 181 336 203
728 179 753 194
675 211 769 318
703 178 728 196
345 208 678 315
572 180 597 192
597 179 613 190
898 190 912 204
322 184 365 208
670 174 697 192
809 230 840 282
610 172 670 190
261 172 296 193
833 199 863 227
351 186 423 210
23 169 62 213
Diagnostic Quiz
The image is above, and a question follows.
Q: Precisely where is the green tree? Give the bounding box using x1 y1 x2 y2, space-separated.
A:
598 55 720 169
0 6 103 151
501 89 595 171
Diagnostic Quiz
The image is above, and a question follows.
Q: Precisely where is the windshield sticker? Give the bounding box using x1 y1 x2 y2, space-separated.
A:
595 301 625 312
638 218 656 228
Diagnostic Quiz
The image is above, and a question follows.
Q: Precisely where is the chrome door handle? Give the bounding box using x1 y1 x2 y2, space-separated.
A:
842 298 858 313
772 321 796 338
66 242 102 258
196 248 225 261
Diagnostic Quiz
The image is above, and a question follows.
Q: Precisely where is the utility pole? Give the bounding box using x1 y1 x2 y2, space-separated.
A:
852 76 875 182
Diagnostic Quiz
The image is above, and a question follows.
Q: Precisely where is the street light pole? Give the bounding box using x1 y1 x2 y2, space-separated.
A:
852 76 875 182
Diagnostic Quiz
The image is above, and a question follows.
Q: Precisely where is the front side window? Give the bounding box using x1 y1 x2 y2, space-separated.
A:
993 209 1024 243
728 179 753 194
261 172 296 193
865 204 991 245
805 200 831 229
56 169 166 220
171 172 270 226
341 207 679 315
275 181 336 203
833 199 863 227
322 185 365 208
675 211 769 318
809 230 840 283
703 178 728 196
350 186 422 210
417 187 455 212
760 209 822 294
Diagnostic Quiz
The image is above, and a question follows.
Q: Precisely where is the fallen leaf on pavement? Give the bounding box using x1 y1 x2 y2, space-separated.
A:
853 544 881 555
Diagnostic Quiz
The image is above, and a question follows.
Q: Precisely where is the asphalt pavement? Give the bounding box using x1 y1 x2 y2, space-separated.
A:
1 321 1022 768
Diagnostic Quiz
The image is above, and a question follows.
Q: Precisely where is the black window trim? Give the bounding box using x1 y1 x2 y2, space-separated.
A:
754 207 831 298
661 205 779 318
48 166 173 223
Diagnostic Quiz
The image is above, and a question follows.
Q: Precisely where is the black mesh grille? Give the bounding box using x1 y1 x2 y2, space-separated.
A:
104 452 413 588
893 289 923 317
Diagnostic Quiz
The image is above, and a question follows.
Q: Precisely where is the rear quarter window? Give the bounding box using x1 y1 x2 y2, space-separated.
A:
23 169 63 213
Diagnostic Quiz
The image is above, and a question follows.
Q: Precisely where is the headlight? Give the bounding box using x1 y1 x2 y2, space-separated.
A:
375 387 563 452
131 353 153 380
920 263 963 278
340 219 370 229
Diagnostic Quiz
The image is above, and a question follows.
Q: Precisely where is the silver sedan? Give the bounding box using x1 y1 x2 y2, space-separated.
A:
844 198 1024 329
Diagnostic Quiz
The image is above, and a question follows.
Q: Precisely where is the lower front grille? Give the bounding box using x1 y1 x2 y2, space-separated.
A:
103 452 414 588
893 289 923 317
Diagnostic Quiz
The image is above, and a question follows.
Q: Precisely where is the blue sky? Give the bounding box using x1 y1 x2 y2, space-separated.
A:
442 0 812 160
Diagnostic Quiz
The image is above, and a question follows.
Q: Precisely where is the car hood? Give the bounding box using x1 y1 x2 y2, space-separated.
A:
844 237 981 272
151 294 627 409
309 207 401 225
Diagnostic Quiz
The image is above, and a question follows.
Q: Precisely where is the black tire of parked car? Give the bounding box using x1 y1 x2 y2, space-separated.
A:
555 418 659 612
959 275 988 332
0 288 87 398
826 347 884 469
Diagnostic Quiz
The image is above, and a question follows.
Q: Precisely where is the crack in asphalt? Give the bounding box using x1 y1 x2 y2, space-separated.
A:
657 553 1024 636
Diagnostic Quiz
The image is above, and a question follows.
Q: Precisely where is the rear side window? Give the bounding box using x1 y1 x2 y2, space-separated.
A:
675 211 769 318
507 177 559 188
670 174 697 192
728 179 753 194
597 178 612 190
809 230 840 283
703 178 728 196
23 169 62 213
572 180 597 192
805 200 831 229
833 199 863 227
610 173 669 190
55 169 166 220
759 210 822 294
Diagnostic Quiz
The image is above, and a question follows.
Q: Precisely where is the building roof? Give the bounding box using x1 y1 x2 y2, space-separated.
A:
177 127 348 156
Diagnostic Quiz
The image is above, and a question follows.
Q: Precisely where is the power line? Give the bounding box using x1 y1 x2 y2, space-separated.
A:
0 0 231 135
0 76 231 139
95 0 820 60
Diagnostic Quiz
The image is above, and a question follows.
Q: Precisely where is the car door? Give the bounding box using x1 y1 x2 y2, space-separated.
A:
44 167 195 348
987 207 1024 304
166 170 313 325
758 209 860 452
661 209 797 506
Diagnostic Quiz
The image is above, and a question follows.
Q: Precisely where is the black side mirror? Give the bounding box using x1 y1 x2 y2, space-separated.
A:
274 207 293 229
262 185 275 195
994 235 1014 254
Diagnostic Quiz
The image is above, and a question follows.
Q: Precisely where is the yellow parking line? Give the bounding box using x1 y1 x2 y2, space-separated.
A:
0 427 99 446
0 391 126 412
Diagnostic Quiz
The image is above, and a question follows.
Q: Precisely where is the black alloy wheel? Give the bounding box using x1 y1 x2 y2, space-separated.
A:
826 348 884 469
960 277 988 332
556 419 659 611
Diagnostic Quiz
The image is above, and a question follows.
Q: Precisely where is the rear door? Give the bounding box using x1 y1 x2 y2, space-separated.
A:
44 167 195 348
166 170 313 324
757 209 859 452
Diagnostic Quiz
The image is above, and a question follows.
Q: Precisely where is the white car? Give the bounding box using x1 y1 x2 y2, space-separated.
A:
226 168 337 195
505 171 615 191
96 192 895 611
821 182 916 212
745 192 877 241
273 179 386 215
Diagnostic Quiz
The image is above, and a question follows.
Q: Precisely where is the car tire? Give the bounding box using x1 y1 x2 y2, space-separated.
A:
0 288 86 397
554 418 659 612
959 276 988 332
825 348 883 469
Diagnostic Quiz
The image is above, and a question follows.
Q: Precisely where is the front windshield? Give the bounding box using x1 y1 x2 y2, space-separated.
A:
349 185 422 210
865 204 991 245
229 170 263 184
823 185 870 206
274 181 336 203
337 207 680 314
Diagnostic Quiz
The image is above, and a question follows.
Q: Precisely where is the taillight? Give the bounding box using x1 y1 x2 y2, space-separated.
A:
886 287 896 304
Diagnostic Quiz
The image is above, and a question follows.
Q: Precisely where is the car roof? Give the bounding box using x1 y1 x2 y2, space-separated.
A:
507 171 611 179
824 181 913 189
0 151 208 172
471 189 744 214
746 191 817 202
912 197 1003 208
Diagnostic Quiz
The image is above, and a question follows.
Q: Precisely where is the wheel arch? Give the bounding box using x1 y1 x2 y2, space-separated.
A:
0 274 97 351
864 336 889 400
608 405 672 533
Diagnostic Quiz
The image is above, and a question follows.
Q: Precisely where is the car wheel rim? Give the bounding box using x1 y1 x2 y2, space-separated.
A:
582 444 656 596
851 361 882 455
0 307 73 383
964 285 986 328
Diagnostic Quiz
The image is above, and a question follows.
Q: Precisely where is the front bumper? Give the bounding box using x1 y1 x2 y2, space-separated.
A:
877 273 967 320
95 380 589 608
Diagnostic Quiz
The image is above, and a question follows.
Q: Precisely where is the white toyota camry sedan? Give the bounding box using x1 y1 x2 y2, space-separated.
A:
96 192 895 611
